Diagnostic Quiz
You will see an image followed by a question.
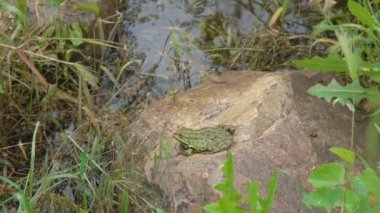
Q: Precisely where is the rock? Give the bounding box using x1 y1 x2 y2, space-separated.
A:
124 70 367 212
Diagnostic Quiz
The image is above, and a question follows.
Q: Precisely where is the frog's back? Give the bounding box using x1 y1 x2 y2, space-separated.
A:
202 127 233 153
174 125 234 154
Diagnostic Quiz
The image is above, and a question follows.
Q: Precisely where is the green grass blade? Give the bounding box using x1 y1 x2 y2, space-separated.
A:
79 150 90 179
25 121 40 198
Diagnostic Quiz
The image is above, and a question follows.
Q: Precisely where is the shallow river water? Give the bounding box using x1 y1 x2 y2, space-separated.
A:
105 0 315 111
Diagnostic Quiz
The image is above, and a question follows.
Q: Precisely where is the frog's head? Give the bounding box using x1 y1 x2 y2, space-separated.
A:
219 125 235 134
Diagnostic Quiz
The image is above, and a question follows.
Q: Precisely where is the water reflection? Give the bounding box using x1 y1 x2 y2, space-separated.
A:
119 0 311 101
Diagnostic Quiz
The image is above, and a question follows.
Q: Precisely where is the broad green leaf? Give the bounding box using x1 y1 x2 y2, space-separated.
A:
329 147 355 165
357 198 373 213
73 63 98 88
357 168 380 200
348 1 375 28
335 190 360 212
293 53 347 73
352 175 369 197
308 163 345 187
303 187 344 212
307 79 379 106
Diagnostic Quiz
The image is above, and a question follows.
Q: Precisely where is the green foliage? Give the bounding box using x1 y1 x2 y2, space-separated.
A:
0 2 133 212
293 0 380 111
204 153 279 213
0 129 134 212
294 1 380 212
307 79 380 107
75 2 101 16
0 0 26 24
293 53 347 73
303 147 380 212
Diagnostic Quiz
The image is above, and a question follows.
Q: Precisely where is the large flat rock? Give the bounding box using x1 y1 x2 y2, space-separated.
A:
124 70 367 212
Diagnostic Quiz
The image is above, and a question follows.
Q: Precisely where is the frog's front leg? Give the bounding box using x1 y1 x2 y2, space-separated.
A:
182 149 193 156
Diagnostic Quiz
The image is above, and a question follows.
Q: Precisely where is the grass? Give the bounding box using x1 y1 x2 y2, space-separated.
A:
0 0 161 211
3 0 378 212
0 1 318 211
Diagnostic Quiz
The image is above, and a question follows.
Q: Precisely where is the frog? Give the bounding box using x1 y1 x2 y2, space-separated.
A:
173 125 235 156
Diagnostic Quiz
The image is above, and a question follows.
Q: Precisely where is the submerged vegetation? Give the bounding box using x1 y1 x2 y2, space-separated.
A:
0 0 379 212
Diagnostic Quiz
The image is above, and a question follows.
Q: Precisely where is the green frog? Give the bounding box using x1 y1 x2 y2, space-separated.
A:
173 125 235 156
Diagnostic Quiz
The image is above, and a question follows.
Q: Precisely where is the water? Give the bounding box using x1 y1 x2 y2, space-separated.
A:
105 0 314 110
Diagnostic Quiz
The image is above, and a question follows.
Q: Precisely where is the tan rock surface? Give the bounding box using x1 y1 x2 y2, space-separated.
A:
124 70 367 212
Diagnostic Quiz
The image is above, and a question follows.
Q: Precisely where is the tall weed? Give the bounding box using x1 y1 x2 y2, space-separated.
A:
293 0 380 211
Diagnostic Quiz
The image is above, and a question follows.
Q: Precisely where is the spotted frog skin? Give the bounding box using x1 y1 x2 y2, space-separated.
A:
173 125 235 155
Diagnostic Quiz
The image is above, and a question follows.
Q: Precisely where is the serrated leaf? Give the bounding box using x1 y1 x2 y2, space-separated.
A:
214 153 241 201
247 182 262 212
329 147 355 165
308 163 345 187
262 172 279 213
307 79 379 106
348 1 376 28
205 153 243 213
293 53 347 73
